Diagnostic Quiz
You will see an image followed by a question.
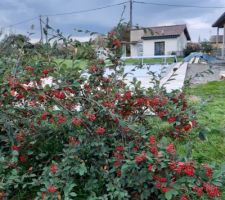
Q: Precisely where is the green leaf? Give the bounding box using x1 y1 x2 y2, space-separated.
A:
165 191 172 200
78 163 87 176
119 120 126 128
70 192 77 197
165 189 178 200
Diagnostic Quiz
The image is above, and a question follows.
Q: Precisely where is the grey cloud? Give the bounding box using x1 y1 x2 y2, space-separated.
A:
0 0 225 41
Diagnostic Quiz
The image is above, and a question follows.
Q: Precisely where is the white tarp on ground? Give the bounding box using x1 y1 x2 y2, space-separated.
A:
160 62 188 92
105 63 188 92
39 63 187 93
105 64 174 88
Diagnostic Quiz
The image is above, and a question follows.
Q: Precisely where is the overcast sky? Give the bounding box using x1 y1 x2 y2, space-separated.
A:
0 0 225 42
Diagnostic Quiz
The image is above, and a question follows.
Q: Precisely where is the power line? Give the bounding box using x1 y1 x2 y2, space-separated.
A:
2 17 38 29
134 1 225 9
42 1 129 17
1 0 223 33
0 1 129 30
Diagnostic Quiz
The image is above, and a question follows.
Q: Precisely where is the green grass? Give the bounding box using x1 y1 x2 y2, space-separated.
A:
55 58 88 69
177 81 225 164
124 57 184 65
54 56 184 68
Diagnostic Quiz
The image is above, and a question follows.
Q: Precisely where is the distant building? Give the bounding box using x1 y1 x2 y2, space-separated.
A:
210 35 223 49
130 24 191 57
212 12 225 59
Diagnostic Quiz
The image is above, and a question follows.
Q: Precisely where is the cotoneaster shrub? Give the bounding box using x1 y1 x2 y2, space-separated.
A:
0 25 224 200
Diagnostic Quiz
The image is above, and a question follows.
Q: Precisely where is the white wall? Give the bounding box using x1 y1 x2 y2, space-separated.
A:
131 44 138 57
142 38 178 56
177 32 188 54
130 29 145 57
130 29 144 42
130 43 143 57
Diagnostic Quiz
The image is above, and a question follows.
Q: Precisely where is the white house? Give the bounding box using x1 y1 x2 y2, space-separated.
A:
130 24 191 57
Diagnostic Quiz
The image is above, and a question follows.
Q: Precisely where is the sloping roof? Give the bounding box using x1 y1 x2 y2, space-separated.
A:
212 12 225 28
139 24 191 40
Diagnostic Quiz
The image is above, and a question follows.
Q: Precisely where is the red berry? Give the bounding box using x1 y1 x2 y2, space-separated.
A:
87 114 96 122
95 127 105 135
116 170 122 177
183 124 191 131
184 164 195 176
47 185 57 193
161 187 169 193
166 144 176 154
25 66 34 71
112 39 121 48
72 118 82 126
193 185 203 197
19 155 26 162
42 69 49 75
16 93 24 100
41 112 48 120
11 145 19 151
114 161 120 168
149 136 156 145
167 116 176 123
68 136 80 145
115 146 124 151
180 195 189 200
204 164 213 178
148 164 154 172
50 164 58 174
150 146 158 156
135 151 147 163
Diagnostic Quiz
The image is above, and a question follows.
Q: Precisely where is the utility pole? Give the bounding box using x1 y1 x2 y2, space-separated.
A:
130 0 133 29
45 17 49 44
39 15 43 43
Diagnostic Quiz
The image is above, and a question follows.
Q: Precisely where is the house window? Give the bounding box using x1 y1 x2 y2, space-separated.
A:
154 42 165 55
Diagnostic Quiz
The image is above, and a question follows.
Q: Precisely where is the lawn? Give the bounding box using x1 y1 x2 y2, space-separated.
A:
55 57 184 69
55 58 88 69
177 81 225 164
124 56 184 65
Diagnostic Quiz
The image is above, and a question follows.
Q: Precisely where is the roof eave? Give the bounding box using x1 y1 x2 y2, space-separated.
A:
212 12 225 28
184 27 191 41
142 35 180 40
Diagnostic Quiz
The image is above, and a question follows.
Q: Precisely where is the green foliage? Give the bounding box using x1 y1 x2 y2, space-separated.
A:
183 41 213 57
200 41 213 54
183 42 201 57
0 25 224 200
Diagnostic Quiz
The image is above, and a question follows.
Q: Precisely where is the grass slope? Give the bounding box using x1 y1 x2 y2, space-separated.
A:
55 58 88 69
178 81 225 164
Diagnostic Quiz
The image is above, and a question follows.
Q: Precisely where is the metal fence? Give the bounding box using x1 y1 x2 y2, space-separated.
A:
212 48 222 57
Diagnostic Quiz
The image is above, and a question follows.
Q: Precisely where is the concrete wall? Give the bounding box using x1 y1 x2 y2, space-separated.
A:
186 64 225 85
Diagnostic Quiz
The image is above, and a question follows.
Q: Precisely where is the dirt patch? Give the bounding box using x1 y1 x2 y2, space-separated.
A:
188 95 201 103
